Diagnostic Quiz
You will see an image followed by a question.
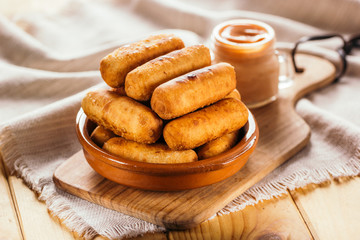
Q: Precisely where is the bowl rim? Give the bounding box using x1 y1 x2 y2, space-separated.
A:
76 107 259 175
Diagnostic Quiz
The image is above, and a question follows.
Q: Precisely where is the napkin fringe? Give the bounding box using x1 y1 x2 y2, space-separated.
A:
41 186 165 239
218 149 360 215
0 126 98 239
103 222 165 239
39 187 98 239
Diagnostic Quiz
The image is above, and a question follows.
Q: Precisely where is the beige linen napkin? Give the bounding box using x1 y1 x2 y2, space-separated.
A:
1 0 360 239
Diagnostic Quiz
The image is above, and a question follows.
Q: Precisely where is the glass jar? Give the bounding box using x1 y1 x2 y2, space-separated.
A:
211 19 279 108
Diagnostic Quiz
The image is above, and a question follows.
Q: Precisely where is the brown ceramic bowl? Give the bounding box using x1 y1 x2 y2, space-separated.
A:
76 108 259 191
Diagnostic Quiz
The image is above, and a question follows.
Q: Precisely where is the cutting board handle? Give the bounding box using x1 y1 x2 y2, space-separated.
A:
291 34 345 81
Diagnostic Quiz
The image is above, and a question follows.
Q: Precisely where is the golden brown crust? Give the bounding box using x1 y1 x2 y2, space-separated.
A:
163 98 248 150
110 87 126 96
81 89 163 144
151 62 236 120
224 89 241 100
100 34 184 88
196 130 241 159
90 125 116 147
125 45 211 101
103 137 198 164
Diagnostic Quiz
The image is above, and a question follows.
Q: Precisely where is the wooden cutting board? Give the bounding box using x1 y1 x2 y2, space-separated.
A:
53 54 335 229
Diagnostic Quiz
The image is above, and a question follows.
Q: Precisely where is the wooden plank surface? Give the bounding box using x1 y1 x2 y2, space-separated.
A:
54 54 336 229
8 172 360 240
0 156 23 240
291 177 360 240
167 193 312 240
7 176 77 240
126 192 313 240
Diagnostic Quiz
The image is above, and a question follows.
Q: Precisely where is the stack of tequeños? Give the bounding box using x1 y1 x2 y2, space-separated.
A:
81 33 249 164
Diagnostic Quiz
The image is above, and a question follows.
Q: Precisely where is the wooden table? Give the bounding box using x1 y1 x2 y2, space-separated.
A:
1 2 360 239
2 153 360 240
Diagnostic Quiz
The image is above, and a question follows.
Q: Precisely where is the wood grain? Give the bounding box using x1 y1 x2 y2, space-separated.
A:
0 156 23 240
168 194 312 240
125 192 313 240
291 177 360 240
7 176 77 240
54 54 336 229
1 155 109 240
126 233 167 240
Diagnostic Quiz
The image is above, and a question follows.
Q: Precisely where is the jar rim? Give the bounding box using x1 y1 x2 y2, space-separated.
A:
212 19 275 49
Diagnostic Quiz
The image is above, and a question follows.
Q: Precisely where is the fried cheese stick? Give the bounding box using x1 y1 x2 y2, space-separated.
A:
100 34 184 88
125 45 211 101
196 130 241 159
103 137 198 164
110 86 126 96
225 89 241 100
163 98 248 150
82 89 163 144
151 62 236 120
193 90 242 158
90 125 116 148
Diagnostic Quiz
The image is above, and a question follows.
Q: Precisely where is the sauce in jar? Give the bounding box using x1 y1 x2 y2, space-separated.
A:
211 19 279 108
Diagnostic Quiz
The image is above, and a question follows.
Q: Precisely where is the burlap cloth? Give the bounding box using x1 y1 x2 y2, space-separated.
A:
1 0 360 239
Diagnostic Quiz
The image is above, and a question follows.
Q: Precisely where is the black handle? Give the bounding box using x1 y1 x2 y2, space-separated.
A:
291 34 348 82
